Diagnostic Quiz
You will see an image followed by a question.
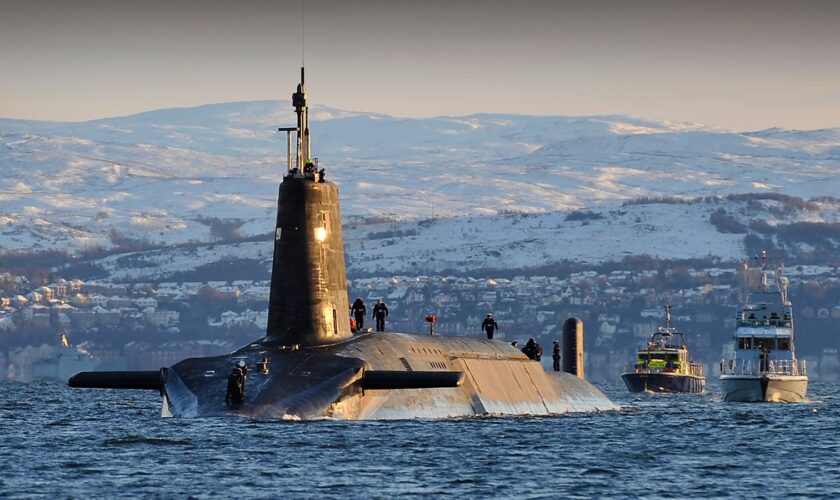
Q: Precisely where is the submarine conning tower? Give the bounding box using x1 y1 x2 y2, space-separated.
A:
266 67 352 346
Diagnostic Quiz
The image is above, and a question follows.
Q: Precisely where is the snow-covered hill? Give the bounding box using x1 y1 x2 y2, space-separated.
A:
61 192 840 282
1 101 839 273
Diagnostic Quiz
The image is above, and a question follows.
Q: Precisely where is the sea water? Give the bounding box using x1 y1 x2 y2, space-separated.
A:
1 380 838 498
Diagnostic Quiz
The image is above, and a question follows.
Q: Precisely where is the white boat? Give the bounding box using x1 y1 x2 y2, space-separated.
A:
30 332 98 383
720 252 808 402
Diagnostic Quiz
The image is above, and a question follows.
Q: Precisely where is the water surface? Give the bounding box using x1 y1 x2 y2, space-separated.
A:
1 381 837 498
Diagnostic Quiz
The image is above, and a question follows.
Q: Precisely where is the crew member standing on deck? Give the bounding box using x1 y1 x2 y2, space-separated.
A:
225 364 245 406
481 313 499 340
351 297 367 332
552 341 561 372
372 299 389 332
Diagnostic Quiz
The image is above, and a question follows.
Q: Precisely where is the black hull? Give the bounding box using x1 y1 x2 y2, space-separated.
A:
622 372 705 394
71 332 617 419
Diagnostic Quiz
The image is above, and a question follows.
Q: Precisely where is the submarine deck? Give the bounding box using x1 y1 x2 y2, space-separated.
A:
163 331 616 419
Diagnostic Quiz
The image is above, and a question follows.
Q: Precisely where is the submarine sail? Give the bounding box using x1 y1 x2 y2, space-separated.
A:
266 68 352 347
69 68 616 419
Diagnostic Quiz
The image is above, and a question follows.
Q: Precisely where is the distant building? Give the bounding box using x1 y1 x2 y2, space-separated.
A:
68 309 97 331
143 308 179 329
134 297 158 309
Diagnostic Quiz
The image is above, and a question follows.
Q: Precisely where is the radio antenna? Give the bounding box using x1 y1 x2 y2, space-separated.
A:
301 0 305 66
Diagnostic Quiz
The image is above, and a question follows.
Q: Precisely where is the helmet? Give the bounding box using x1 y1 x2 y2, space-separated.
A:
486 313 492 317
238 360 246 368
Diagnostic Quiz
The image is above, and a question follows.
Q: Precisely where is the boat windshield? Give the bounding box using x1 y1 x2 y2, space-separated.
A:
636 352 681 369
737 337 791 350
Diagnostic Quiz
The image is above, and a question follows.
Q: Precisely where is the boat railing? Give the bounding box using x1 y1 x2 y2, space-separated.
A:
625 363 661 374
737 319 792 328
720 358 807 376
624 362 705 377
688 362 704 378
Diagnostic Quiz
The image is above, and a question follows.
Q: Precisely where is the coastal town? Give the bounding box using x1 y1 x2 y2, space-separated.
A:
2 262 840 382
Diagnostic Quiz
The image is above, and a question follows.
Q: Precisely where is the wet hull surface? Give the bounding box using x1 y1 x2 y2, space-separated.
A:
621 373 705 394
163 332 617 419
721 375 808 402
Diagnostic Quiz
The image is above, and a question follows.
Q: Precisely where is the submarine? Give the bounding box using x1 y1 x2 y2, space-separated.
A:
69 68 617 419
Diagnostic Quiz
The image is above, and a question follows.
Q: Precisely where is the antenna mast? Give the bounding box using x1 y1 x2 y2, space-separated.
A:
278 2 310 174
301 0 305 66
292 67 310 171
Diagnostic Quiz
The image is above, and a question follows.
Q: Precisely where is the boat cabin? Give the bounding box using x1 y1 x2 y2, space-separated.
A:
635 347 688 373
735 289 794 357
628 305 704 378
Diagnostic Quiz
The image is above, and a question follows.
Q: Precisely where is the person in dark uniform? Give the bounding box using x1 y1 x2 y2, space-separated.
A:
237 360 248 383
372 299 389 332
351 297 366 332
522 338 537 360
481 313 499 340
303 161 317 177
552 340 561 372
534 341 543 362
225 364 245 406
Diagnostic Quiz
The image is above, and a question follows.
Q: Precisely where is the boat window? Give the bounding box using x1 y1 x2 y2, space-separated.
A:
738 337 751 349
778 338 791 350
648 359 666 368
752 338 777 350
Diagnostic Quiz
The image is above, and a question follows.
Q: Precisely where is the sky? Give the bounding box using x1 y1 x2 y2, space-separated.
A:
0 0 838 131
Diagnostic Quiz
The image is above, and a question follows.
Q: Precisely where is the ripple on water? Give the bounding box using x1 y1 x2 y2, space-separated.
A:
0 381 839 497
102 436 194 447
45 418 73 427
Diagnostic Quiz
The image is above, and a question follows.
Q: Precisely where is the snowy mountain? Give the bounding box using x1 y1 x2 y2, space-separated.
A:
1 101 839 277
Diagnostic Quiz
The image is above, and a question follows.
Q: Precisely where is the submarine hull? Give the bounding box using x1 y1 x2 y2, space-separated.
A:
161 332 616 419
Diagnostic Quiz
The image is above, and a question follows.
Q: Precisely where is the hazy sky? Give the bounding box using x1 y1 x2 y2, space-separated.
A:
1 0 838 130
